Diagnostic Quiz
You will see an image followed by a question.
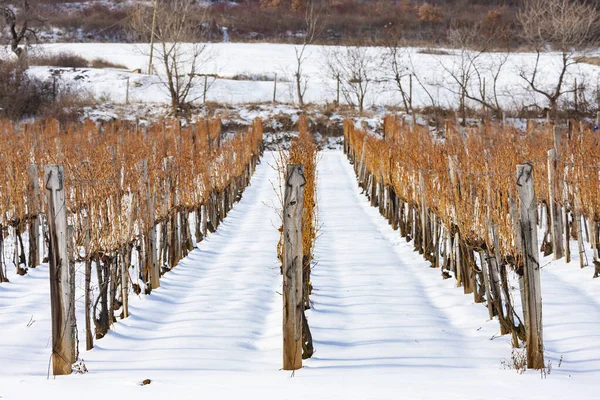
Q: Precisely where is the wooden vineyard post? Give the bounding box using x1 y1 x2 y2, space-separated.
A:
336 73 340 105
84 216 94 350
203 74 208 104
409 74 414 118
343 121 348 155
357 135 367 185
45 165 77 375
591 220 600 270
516 164 544 369
418 169 432 260
122 191 134 319
283 164 305 371
27 164 40 268
370 175 377 207
148 170 159 290
454 232 462 286
478 251 494 320
201 203 208 237
553 125 571 263
574 195 588 269
140 160 159 289
273 72 277 103
195 207 203 243
547 147 564 260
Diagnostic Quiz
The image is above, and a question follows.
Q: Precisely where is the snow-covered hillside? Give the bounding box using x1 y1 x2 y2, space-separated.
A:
13 42 600 111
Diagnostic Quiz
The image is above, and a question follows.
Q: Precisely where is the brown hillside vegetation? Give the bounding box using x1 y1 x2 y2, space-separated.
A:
30 0 525 47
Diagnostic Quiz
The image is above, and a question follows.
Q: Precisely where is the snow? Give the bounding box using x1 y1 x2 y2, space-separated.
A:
2 151 600 399
309 152 509 371
77 156 283 374
9 42 600 111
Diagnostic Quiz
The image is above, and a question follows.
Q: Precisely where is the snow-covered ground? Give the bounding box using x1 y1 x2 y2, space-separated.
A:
7 42 599 111
2 151 600 399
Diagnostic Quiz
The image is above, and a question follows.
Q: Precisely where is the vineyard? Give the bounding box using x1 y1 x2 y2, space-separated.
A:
0 118 263 373
1 114 600 399
345 117 600 368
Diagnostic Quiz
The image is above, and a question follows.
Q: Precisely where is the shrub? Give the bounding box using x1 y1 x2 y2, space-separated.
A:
29 52 89 68
225 72 287 82
0 61 54 120
417 48 450 55
418 3 444 23
40 91 93 124
29 52 126 69
480 7 511 44
90 58 127 69
0 60 96 121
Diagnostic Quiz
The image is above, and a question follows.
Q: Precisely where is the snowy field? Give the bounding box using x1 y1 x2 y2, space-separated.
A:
6 42 600 111
2 151 600 399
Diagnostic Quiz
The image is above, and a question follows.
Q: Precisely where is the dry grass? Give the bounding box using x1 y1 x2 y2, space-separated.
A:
501 348 528 374
416 48 451 56
28 53 126 69
90 58 127 69
575 56 600 67
37 0 522 48
29 52 89 68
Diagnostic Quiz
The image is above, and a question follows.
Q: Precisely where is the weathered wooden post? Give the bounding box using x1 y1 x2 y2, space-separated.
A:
574 195 588 269
201 203 208 237
283 164 305 371
357 135 367 185
343 121 348 155
0 225 6 283
122 193 135 318
140 160 159 289
203 74 208 104
547 146 564 259
418 170 426 252
573 78 578 115
84 216 93 350
273 72 277 103
553 126 571 263
478 251 494 320
516 163 544 369
336 73 340 105
45 165 77 375
27 164 40 268
409 74 413 113
454 231 462 287
148 178 159 289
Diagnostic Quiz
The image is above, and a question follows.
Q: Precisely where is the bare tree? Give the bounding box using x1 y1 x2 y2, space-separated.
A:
131 0 214 114
1 0 40 59
405 50 442 113
293 0 325 107
438 27 509 120
382 43 413 113
517 0 600 118
324 46 378 114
